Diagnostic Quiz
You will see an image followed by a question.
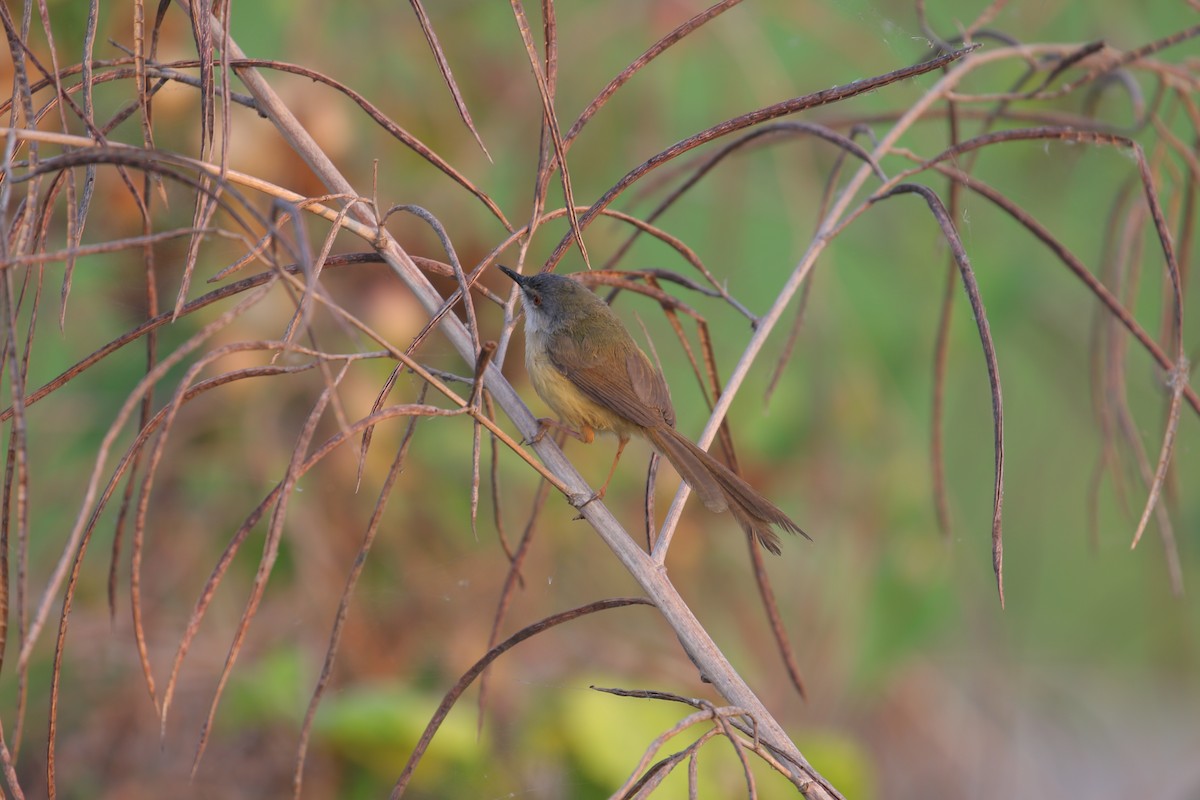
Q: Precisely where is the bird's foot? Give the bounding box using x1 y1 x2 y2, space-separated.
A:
520 418 555 446
569 488 606 519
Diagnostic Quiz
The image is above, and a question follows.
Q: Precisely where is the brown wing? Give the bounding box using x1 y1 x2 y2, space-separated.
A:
625 345 675 428
549 333 674 429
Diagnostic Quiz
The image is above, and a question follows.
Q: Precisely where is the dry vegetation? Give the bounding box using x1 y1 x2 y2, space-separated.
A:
0 1 1197 798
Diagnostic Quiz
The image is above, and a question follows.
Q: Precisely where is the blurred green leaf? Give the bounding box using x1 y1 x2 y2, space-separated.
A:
855 538 957 691
315 683 486 784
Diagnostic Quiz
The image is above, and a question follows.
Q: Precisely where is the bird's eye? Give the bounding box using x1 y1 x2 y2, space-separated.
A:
531 294 542 306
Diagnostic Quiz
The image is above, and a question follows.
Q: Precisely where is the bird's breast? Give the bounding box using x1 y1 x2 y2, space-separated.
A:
525 335 634 435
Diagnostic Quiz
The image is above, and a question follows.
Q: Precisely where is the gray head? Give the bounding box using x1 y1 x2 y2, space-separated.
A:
499 265 607 334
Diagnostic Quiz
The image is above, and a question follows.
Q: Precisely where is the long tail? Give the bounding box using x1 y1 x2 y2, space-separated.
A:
644 425 808 555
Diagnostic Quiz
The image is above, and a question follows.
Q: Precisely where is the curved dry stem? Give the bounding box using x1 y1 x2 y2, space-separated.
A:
508 0 588 266
188 360 357 775
1125 143 1187 580
407 204 752 356
747 537 806 699
609 703 754 800
292 382 429 798
563 0 743 148
161 377 573 741
871 183 1006 606
615 729 719 799
764 123 875 406
606 120 884 270
407 0 492 161
0 715 24 800
382 203 481 355
542 46 977 272
0 252 496 425
475 467 553 731
391 598 653 798
921 158 1200 418
42 288 273 794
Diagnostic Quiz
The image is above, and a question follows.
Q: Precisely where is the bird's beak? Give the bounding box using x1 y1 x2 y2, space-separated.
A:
498 265 526 287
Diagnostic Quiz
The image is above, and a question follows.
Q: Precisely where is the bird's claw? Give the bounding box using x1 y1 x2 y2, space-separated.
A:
569 490 603 519
520 418 555 447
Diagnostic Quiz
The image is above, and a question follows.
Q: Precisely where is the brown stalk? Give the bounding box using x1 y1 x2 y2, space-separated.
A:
606 121 883 272
407 0 492 161
585 271 808 695
469 342 498 539
870 184 1006 606
485 392 518 565
475 472 553 734
30 0 82 330
292 382 430 798
543 46 978 272
916 137 1200 418
1125 144 1186 574
563 0 743 147
406 204 750 356
764 124 877 406
42 287 274 795
158 399 465 735
393 600 655 798
189 359 355 774
609 705 755 799
747 535 807 699
0 716 23 800
508 0 589 267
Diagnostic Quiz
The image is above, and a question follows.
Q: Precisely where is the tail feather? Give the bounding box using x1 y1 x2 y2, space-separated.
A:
644 426 727 514
645 425 807 555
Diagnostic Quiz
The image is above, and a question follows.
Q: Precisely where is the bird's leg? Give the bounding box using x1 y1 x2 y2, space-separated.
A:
595 434 629 502
573 434 629 516
525 418 594 445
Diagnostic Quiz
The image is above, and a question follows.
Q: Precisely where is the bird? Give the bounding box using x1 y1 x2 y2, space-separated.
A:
500 265 806 554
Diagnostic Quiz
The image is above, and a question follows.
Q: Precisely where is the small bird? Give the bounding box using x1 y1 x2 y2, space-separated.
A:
500 266 806 554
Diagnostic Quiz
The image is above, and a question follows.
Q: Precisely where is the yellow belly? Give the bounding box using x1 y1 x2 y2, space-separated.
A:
527 347 634 436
